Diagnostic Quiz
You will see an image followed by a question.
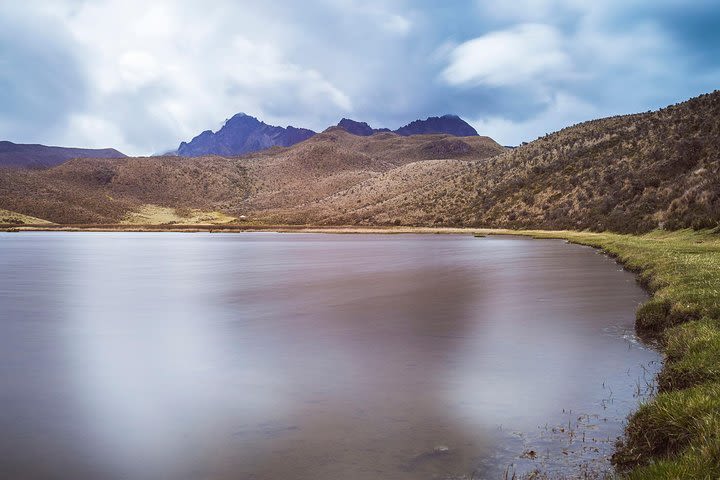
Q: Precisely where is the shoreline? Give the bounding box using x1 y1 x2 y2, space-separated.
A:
2 224 718 478
0 224 487 234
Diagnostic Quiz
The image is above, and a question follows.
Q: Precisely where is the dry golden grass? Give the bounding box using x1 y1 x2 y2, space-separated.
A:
0 208 54 225
120 204 236 225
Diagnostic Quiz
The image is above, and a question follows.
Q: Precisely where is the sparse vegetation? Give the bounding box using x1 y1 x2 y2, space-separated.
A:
0 130 504 224
289 91 720 232
2 92 720 232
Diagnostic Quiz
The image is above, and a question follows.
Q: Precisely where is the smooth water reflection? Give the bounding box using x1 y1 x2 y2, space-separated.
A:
0 233 660 479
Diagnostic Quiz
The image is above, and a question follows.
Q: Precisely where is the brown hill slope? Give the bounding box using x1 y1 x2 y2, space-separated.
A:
3 91 719 232
239 129 503 211
0 131 505 224
285 91 720 232
0 156 249 224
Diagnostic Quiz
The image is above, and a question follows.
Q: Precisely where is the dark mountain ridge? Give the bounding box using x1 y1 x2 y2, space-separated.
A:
394 114 478 136
0 141 126 169
177 114 316 157
337 118 384 136
335 115 479 137
177 113 480 157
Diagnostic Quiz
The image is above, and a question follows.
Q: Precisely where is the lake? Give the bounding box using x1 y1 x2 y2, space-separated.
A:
0 232 660 479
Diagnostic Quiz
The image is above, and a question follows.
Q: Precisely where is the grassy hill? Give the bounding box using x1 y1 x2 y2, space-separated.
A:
296 91 720 233
0 131 504 224
1 91 719 233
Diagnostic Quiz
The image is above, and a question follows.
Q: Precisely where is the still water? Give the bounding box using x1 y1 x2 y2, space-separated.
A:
0 232 660 479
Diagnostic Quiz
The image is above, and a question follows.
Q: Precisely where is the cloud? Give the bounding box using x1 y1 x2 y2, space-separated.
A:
1 0 407 154
47 0 361 154
474 0 590 23
468 92 599 146
1 0 719 152
438 2 720 144
0 6 88 145
442 24 571 87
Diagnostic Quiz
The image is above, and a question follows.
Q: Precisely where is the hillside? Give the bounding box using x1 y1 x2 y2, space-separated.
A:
0 131 504 224
0 141 126 169
288 91 720 232
1 91 719 232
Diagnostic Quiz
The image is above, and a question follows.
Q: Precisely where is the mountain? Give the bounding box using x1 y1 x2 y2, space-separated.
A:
337 118 375 136
0 141 126 169
336 118 392 136
177 113 478 158
177 114 315 157
0 131 504 224
3 91 720 233
394 115 479 137
295 91 720 232
336 115 479 137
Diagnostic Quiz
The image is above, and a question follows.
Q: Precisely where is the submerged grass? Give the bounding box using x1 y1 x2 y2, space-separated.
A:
481 228 720 479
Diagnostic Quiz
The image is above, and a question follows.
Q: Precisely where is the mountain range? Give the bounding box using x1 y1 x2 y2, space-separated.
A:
175 114 479 157
0 141 125 169
1 90 719 233
0 114 482 164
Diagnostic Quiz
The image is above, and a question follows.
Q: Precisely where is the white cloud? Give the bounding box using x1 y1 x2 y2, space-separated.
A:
442 24 571 87
47 0 360 154
1 0 718 154
63 113 128 150
442 8 699 144
1 0 421 155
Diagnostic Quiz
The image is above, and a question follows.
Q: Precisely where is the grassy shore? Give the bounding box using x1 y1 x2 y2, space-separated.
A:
487 229 720 479
2 224 718 477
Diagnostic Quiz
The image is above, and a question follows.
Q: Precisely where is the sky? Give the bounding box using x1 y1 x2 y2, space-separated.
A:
1 0 719 155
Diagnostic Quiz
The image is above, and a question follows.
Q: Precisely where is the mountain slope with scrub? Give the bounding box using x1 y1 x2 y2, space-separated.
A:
1 91 719 233
0 130 504 224
297 91 720 233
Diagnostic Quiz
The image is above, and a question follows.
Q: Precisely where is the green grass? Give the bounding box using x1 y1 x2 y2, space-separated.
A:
482 229 720 479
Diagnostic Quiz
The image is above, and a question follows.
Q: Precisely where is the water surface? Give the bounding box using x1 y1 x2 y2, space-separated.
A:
0 232 660 479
